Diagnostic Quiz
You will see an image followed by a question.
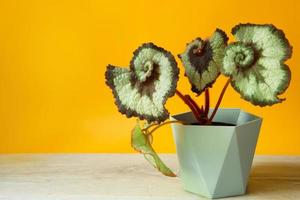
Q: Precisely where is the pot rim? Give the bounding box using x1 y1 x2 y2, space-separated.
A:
170 108 262 128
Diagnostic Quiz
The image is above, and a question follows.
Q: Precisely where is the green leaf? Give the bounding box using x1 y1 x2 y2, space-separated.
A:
221 24 292 106
178 29 228 94
105 43 179 123
131 121 176 177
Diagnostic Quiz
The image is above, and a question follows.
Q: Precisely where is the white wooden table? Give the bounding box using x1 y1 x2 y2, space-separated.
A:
0 154 299 200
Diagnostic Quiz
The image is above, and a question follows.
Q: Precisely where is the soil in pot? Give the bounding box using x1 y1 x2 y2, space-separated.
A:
190 121 236 126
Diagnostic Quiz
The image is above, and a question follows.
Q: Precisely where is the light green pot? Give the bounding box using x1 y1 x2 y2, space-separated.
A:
170 109 262 199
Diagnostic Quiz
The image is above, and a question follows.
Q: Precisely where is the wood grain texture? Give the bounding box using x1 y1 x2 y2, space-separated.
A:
0 154 299 200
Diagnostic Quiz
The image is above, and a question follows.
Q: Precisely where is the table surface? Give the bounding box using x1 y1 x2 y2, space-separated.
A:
0 154 299 200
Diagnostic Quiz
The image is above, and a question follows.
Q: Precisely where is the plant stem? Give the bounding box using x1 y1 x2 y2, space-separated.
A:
142 122 159 131
204 88 210 117
175 90 202 122
208 79 231 123
146 120 183 135
184 95 203 116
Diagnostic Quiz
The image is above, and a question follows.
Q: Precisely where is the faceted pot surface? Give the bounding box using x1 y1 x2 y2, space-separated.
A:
171 109 262 199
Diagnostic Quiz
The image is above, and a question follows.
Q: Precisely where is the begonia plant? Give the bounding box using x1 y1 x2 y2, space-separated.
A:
105 23 292 176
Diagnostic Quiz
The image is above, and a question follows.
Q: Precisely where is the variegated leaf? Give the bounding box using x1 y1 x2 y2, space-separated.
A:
105 43 179 123
179 29 228 94
221 24 292 106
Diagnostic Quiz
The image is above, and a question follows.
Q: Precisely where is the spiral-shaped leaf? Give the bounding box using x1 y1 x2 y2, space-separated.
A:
105 43 179 123
179 29 228 94
222 24 292 106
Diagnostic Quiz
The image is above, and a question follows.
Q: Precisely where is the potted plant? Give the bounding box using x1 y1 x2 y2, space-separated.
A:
105 23 292 198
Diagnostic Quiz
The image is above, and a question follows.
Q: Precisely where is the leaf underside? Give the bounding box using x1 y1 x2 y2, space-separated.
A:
131 121 176 177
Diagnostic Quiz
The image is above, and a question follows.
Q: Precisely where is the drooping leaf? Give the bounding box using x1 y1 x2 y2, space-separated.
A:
221 24 292 106
131 121 176 177
105 43 179 123
179 29 228 94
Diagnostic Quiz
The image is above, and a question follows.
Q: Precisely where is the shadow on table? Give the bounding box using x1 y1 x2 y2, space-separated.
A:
246 161 300 196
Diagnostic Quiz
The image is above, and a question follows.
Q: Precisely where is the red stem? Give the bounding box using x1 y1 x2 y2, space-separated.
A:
184 95 203 117
175 90 202 122
204 89 210 117
208 79 231 123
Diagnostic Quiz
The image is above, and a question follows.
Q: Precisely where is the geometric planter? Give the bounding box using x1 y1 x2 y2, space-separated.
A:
170 109 262 199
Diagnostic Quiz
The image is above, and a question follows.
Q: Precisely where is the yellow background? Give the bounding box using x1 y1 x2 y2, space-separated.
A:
0 0 299 154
